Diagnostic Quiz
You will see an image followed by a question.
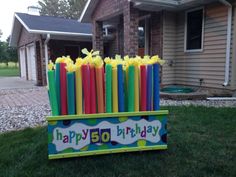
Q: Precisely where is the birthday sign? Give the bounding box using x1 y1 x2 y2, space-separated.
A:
47 111 168 159
47 50 168 159
53 119 161 151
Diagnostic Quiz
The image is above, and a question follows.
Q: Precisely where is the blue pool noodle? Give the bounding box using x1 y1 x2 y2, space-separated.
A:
147 65 152 111
117 64 125 112
153 63 160 110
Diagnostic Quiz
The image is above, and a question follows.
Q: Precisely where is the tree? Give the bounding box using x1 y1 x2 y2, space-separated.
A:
67 0 87 19
6 36 18 64
0 41 9 65
38 0 87 19
0 36 18 66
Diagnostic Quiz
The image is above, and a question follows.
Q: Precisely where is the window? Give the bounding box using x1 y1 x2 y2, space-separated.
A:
185 8 204 51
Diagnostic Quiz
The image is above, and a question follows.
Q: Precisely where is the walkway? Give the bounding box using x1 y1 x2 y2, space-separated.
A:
0 77 37 89
0 77 49 107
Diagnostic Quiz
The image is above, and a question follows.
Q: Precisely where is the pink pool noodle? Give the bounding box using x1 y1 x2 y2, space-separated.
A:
60 63 68 115
90 65 97 114
81 64 91 114
140 65 147 111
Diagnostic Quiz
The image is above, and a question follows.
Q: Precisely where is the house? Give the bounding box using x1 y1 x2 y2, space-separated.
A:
80 0 236 95
10 9 92 86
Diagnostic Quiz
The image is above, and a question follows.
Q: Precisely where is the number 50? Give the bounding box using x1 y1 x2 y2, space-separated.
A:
90 128 111 144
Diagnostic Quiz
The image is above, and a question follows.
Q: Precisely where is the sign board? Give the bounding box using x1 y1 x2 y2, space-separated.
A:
47 111 168 159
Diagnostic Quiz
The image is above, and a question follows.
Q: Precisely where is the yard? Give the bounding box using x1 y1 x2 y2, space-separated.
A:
0 106 235 177
0 62 19 76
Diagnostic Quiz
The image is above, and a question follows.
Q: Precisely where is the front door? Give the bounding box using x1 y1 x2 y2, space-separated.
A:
138 18 150 57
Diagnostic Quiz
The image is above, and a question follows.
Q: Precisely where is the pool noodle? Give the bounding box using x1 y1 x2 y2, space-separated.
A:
134 65 139 112
75 67 83 114
117 64 125 112
124 68 128 112
112 67 118 112
90 65 97 114
81 64 91 114
128 65 135 112
105 64 112 113
60 63 68 115
67 72 75 115
48 70 59 115
140 65 147 111
55 63 61 114
147 65 153 111
153 63 160 110
95 67 105 113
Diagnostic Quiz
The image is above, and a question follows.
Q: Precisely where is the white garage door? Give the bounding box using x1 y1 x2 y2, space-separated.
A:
26 45 37 81
19 47 26 78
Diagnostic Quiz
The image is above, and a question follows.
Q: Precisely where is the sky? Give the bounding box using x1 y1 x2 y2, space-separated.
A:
0 0 39 41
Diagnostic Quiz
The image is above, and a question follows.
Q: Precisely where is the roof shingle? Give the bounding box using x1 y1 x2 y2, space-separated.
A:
16 12 92 34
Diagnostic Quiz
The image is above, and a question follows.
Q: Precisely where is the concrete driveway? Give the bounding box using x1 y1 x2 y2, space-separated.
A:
0 77 49 107
0 77 37 89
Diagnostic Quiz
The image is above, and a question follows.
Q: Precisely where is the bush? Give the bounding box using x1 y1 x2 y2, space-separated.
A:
0 62 18 68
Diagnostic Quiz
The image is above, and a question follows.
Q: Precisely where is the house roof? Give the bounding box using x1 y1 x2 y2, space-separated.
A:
10 13 92 47
79 0 218 23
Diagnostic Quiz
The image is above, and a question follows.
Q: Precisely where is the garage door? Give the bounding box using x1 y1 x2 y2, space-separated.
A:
26 45 37 81
19 47 26 78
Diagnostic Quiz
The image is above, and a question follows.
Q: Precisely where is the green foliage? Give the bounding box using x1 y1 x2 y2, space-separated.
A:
0 106 236 177
0 34 18 64
0 41 8 63
6 36 18 63
38 0 87 19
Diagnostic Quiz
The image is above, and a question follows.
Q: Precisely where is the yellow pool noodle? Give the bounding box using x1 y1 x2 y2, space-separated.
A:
134 65 139 112
112 68 118 112
75 66 83 114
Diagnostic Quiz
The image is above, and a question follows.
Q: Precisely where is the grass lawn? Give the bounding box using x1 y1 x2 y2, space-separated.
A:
0 62 19 76
0 106 235 177
0 67 19 76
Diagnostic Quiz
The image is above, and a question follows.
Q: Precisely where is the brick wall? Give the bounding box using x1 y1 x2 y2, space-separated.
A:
35 41 43 86
91 0 140 57
92 21 104 56
123 2 139 56
91 0 163 58
92 0 126 21
18 28 41 47
17 27 44 85
150 12 163 58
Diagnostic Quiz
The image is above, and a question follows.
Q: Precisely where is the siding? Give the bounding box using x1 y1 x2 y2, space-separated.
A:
229 2 236 89
162 11 176 85
163 3 233 89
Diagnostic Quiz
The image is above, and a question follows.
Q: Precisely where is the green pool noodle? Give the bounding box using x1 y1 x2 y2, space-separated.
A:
67 72 75 115
128 65 135 112
105 64 112 113
55 63 61 114
124 69 127 112
48 70 59 116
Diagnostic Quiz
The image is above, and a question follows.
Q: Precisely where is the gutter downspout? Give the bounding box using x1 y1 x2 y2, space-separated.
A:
44 34 50 84
219 0 232 86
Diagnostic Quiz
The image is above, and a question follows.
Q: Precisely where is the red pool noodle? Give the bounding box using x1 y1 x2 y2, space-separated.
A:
60 63 68 115
90 65 96 114
81 64 91 114
140 65 147 111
